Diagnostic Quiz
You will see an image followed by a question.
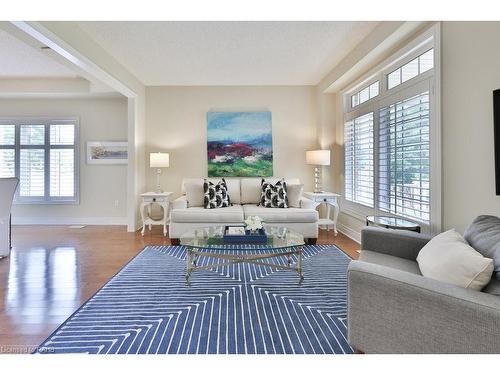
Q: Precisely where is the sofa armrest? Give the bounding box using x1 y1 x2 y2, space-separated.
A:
361 227 432 261
299 196 316 210
347 260 500 353
171 196 188 210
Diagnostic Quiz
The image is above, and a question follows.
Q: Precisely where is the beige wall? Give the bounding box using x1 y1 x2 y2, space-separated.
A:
441 22 500 232
315 89 337 193
0 97 128 223
146 86 318 198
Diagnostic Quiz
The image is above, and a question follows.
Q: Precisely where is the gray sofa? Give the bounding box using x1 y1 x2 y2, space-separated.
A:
347 216 500 354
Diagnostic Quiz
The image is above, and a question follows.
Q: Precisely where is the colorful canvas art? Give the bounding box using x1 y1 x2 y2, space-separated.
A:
207 111 273 177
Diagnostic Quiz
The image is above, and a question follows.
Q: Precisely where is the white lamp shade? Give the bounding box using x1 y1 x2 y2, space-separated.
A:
150 152 170 168
306 150 330 166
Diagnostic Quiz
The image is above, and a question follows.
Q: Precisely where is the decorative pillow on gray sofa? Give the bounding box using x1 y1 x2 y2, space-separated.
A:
417 229 494 291
464 215 500 280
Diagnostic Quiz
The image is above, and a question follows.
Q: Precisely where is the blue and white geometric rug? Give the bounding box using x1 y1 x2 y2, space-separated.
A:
36 245 353 354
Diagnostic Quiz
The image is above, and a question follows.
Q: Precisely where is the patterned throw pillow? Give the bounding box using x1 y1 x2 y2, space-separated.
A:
259 179 288 208
204 179 231 209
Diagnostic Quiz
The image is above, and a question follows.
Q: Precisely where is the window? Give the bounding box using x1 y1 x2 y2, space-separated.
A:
343 32 439 231
344 113 374 207
351 81 380 108
0 119 78 203
387 48 434 90
379 92 430 223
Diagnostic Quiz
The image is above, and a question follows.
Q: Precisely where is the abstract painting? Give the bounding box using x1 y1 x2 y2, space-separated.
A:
207 111 273 177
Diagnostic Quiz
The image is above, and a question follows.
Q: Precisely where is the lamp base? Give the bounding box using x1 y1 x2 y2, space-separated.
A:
156 169 163 193
313 166 323 193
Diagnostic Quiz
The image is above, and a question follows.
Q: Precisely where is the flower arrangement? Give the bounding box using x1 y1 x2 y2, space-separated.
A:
244 216 264 232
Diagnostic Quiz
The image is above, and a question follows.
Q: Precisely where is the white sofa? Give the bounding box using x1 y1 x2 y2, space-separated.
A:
169 178 319 244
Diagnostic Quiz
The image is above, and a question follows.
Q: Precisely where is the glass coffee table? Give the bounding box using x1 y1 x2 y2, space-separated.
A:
180 226 305 282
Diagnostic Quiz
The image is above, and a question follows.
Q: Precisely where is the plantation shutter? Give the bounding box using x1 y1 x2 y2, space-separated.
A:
378 91 430 223
50 149 75 197
344 112 374 207
0 121 77 203
0 125 15 178
49 124 76 197
20 149 45 197
19 125 45 197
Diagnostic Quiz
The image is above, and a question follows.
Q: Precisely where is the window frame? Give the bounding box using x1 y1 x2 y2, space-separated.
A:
350 80 380 109
0 117 80 205
341 24 441 235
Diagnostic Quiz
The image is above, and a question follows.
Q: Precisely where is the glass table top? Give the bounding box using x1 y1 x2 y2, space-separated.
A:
180 225 305 250
366 215 420 229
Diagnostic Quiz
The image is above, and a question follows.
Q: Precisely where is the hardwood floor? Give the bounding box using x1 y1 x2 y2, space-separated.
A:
0 225 359 352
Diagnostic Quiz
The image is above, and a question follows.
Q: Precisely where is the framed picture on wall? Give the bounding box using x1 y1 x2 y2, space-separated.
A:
86 141 128 165
207 111 273 177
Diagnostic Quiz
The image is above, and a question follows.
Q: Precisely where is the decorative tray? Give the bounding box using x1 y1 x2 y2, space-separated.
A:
223 226 268 244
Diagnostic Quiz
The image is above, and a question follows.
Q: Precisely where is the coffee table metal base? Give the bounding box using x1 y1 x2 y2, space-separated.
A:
185 247 304 282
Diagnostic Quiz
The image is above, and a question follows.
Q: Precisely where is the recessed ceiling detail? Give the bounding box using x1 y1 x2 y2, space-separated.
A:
0 29 79 78
78 21 379 86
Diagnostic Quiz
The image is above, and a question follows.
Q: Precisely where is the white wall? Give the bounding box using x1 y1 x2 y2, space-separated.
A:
441 22 500 232
146 86 318 197
0 97 128 224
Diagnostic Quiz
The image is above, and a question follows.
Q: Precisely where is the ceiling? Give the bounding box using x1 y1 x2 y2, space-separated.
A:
78 21 379 86
0 28 79 78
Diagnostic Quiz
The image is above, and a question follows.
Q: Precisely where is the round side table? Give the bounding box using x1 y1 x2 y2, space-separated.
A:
366 215 421 233
140 192 173 236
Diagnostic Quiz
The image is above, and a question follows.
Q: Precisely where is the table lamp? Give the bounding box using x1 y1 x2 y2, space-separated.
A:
150 152 169 193
306 150 330 193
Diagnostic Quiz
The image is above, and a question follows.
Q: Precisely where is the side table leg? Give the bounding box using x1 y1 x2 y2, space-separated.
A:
332 200 340 236
326 203 331 231
147 204 152 232
140 202 146 236
162 202 168 237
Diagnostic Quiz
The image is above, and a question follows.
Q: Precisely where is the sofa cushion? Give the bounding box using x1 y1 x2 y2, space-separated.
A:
182 178 241 204
260 179 288 208
359 250 421 275
171 205 244 223
184 180 205 207
203 179 230 209
243 204 317 223
286 184 304 208
241 178 300 204
464 215 500 279
417 229 494 291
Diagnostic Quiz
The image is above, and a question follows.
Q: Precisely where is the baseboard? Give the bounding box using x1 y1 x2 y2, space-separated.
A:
338 222 361 244
12 216 128 226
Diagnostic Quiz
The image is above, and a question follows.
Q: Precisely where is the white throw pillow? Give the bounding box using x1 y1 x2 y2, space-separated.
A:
184 181 205 207
286 184 304 208
416 229 494 290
